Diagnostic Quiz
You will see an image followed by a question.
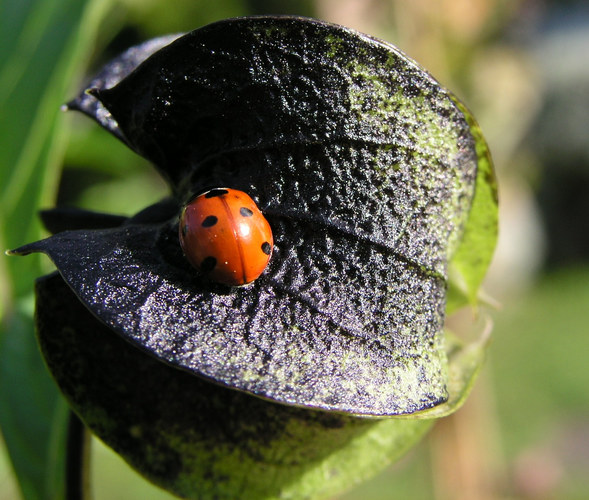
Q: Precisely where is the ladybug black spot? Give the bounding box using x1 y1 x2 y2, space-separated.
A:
261 242 271 255
240 207 253 217
202 215 218 228
205 188 228 198
201 256 217 272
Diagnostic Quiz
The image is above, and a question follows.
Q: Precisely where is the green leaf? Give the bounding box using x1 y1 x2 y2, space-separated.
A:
447 99 499 313
0 0 113 498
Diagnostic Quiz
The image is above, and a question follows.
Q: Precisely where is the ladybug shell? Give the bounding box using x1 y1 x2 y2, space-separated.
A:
179 188 273 286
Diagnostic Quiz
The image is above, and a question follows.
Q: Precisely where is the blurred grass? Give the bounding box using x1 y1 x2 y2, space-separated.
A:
492 269 589 450
0 0 114 498
58 124 168 215
490 267 589 500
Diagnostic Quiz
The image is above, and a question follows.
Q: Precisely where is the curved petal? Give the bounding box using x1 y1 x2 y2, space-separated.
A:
15 215 447 416
12 18 486 416
66 34 181 143
92 16 477 277
35 272 434 499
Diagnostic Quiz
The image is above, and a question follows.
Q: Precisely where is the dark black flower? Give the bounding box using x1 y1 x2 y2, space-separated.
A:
10 16 496 499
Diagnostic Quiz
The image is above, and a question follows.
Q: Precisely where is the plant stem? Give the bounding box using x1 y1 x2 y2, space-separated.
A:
66 410 92 500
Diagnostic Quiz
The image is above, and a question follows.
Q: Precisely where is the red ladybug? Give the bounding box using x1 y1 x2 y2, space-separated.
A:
179 188 273 286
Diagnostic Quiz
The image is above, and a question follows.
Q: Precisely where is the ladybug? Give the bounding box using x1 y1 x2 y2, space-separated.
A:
179 188 273 286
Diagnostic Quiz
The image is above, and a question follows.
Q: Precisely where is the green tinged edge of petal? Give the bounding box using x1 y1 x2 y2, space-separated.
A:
447 97 499 314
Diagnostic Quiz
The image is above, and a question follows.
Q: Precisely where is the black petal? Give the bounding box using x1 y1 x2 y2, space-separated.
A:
90 17 477 276
66 34 181 144
16 216 448 415
35 272 396 498
22 17 484 415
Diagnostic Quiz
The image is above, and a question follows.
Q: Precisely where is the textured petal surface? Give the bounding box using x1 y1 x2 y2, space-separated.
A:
93 19 478 276
34 272 434 499
19 17 482 415
66 34 181 143
17 218 448 415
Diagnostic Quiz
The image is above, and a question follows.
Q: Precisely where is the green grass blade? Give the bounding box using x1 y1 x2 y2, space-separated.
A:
0 0 113 498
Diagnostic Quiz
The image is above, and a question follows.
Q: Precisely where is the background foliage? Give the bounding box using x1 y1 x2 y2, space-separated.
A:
1 0 588 499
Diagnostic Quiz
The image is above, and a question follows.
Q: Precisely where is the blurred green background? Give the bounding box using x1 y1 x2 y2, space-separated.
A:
1 0 588 499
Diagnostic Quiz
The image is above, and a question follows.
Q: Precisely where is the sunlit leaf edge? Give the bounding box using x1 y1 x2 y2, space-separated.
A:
446 97 499 314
